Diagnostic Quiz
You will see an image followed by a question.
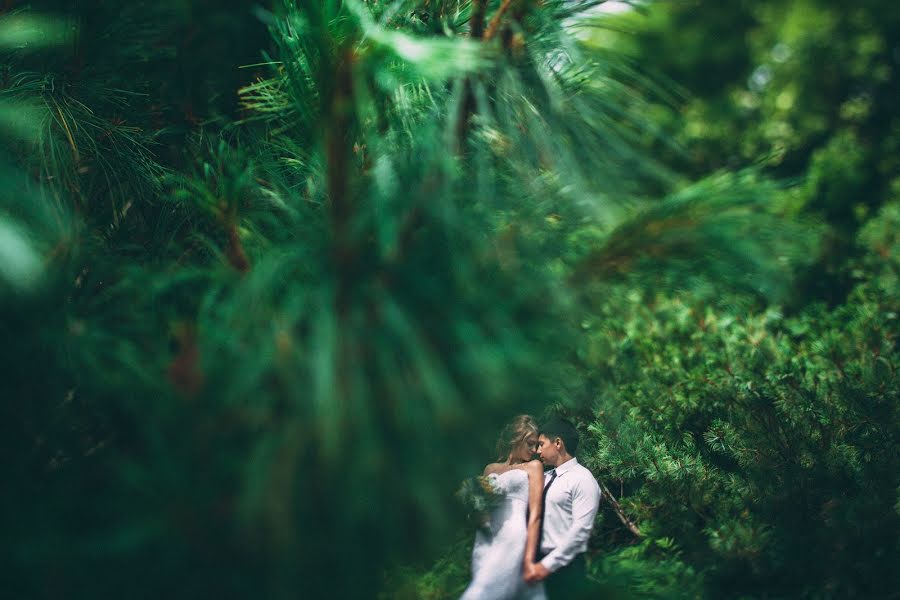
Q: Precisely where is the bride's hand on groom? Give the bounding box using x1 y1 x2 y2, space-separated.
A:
523 561 550 583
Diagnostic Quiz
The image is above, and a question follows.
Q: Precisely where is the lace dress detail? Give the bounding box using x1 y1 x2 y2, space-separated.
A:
460 469 547 600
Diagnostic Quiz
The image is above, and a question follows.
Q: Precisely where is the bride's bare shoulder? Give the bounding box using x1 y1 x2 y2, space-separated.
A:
522 459 543 476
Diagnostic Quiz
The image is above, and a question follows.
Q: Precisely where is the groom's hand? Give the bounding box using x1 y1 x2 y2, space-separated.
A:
524 561 551 583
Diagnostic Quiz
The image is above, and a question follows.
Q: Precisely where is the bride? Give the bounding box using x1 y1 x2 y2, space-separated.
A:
461 415 547 600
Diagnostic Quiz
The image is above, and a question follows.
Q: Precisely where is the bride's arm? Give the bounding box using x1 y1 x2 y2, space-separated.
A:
523 460 544 566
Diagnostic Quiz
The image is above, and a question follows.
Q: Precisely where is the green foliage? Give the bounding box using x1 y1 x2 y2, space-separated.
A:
381 538 474 600
579 201 898 598
577 170 820 301
592 537 703 600
591 0 900 305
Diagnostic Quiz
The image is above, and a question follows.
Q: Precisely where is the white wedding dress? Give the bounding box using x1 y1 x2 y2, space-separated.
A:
460 469 547 600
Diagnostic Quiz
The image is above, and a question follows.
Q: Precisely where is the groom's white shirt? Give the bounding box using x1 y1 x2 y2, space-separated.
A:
539 457 601 574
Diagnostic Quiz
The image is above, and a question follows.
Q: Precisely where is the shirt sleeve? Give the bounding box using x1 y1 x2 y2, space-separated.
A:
539 473 601 573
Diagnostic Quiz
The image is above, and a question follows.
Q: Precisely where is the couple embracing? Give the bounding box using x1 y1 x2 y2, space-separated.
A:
461 416 602 599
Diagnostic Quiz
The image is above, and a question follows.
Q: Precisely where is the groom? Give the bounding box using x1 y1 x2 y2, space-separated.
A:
524 417 601 597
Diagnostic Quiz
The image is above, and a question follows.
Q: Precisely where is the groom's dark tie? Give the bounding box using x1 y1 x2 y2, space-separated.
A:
543 469 558 496
537 469 558 556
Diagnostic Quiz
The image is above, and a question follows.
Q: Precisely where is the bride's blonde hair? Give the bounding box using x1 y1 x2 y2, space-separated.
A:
495 415 538 461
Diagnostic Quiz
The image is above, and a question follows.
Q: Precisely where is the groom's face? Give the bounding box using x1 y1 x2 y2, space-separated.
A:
537 434 560 466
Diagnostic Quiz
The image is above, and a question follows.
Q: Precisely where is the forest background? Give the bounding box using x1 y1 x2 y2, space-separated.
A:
1 1 896 599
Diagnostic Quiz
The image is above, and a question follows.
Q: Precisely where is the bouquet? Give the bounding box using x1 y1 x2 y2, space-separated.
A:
456 475 501 533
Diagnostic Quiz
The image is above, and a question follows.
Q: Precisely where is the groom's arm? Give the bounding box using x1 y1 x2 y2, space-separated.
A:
538 478 601 574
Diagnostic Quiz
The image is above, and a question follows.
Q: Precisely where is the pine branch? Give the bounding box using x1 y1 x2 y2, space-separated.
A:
456 0 490 148
483 0 518 42
225 222 250 273
597 476 643 538
572 172 819 300
470 0 488 39
326 47 358 313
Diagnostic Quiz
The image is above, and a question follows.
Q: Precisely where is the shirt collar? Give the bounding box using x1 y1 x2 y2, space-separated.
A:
554 456 579 476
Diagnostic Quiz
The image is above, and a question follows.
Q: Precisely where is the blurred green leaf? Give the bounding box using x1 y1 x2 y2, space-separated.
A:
0 99 45 141
0 217 42 291
0 13 73 49
346 0 490 85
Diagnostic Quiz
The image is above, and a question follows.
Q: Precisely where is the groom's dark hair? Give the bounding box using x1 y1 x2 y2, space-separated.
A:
540 417 579 455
